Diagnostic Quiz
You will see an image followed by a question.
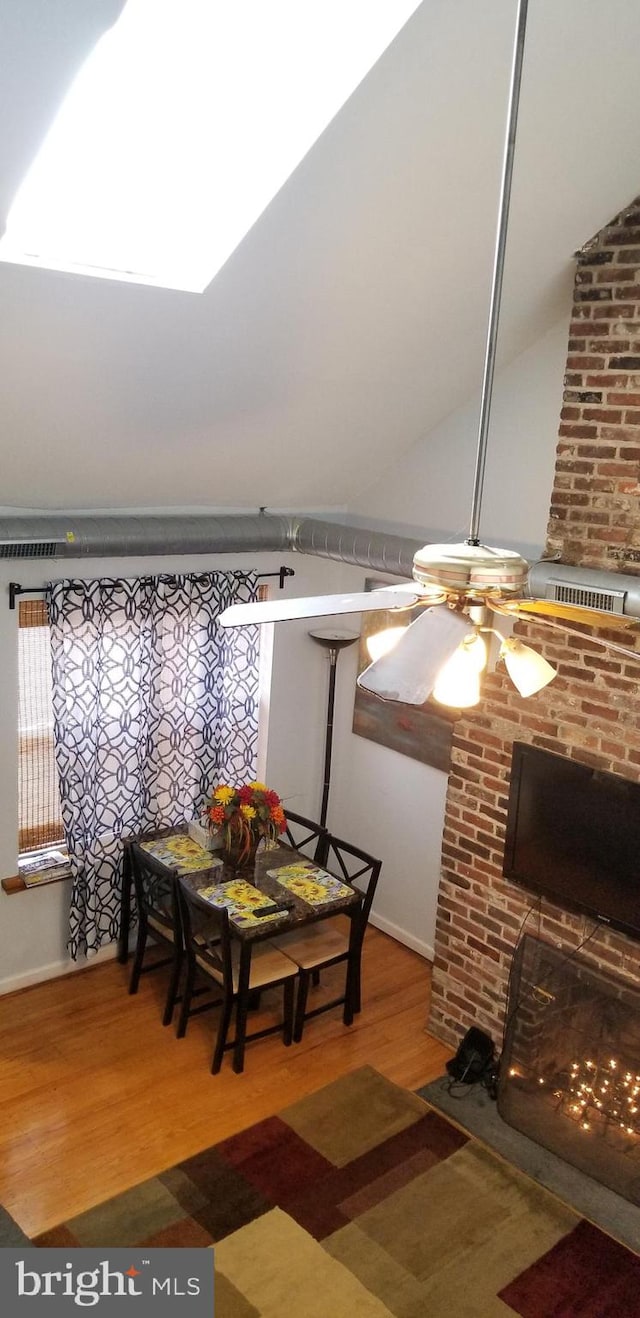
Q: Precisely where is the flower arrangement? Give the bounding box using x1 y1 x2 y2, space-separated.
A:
207 781 287 864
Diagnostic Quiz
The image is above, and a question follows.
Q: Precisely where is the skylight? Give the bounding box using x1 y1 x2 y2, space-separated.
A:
0 0 421 293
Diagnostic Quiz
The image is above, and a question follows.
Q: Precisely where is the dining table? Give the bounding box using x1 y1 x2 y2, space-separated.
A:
119 825 361 955
118 824 363 1069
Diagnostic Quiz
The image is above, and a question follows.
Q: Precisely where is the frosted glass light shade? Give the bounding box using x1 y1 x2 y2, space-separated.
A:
432 642 483 708
501 637 557 697
358 606 470 706
366 625 407 662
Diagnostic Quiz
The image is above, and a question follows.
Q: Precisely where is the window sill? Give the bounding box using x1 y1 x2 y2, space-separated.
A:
2 868 72 894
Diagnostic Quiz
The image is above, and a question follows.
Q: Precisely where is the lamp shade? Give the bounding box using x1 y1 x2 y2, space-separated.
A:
432 639 485 708
358 606 471 706
366 625 407 663
501 637 556 697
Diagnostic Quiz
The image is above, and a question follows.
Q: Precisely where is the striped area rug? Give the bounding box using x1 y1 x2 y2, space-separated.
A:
36 1066 640 1316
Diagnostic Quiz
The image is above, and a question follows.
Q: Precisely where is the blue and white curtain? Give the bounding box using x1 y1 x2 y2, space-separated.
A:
48 571 259 958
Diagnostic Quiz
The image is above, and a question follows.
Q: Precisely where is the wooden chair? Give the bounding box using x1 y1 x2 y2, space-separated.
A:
282 811 330 987
273 835 382 1042
176 879 298 1074
283 810 328 864
127 843 184 1027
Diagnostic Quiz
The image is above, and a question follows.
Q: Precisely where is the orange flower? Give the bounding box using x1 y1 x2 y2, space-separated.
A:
271 806 286 832
206 781 286 850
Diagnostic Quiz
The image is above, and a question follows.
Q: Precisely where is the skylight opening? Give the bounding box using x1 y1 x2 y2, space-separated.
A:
0 0 421 293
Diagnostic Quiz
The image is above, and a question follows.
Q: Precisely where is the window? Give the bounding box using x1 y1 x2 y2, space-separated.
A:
17 599 65 854
0 0 421 292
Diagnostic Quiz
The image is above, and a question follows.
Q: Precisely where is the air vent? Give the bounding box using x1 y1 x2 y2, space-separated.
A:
547 578 626 615
0 540 69 559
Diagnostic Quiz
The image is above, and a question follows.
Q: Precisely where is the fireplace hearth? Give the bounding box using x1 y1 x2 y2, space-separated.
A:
498 934 640 1207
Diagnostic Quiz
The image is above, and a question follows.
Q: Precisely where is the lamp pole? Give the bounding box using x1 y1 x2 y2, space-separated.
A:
308 629 358 828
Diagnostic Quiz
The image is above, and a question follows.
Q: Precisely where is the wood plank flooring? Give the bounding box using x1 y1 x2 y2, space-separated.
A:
0 927 451 1237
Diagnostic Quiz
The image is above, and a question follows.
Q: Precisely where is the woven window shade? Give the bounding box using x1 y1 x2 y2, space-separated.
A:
18 599 65 853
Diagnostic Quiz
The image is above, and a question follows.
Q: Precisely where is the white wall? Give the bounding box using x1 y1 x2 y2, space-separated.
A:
330 645 448 960
349 316 570 557
0 317 571 991
0 547 348 992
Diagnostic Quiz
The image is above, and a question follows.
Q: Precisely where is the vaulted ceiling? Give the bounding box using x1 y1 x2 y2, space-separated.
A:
2 0 640 513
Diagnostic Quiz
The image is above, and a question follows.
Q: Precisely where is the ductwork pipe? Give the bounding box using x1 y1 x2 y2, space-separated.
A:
290 517 421 578
0 513 289 559
0 512 422 578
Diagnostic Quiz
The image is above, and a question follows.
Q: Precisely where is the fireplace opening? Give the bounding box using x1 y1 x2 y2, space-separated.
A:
498 933 640 1206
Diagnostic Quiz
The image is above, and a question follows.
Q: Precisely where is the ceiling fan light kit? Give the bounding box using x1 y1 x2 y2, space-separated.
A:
500 637 557 698
357 607 471 705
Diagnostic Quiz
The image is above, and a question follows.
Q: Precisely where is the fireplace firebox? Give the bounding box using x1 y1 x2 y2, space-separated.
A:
498 934 640 1206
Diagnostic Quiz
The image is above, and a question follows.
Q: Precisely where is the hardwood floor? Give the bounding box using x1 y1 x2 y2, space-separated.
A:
0 927 451 1237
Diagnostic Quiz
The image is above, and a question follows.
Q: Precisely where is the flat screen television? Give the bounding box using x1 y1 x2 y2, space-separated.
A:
503 742 640 939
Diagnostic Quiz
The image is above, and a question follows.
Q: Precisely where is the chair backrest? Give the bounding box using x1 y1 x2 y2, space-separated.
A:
283 810 328 863
324 834 382 925
177 879 233 988
130 843 179 937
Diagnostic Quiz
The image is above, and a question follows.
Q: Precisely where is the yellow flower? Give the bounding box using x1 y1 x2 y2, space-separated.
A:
240 804 256 819
214 785 234 803
248 781 267 792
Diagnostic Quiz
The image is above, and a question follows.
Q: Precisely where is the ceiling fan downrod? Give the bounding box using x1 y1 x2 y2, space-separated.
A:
467 0 528 547
413 0 530 598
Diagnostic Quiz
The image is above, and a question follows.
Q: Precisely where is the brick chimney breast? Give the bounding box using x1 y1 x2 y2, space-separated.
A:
428 195 640 1049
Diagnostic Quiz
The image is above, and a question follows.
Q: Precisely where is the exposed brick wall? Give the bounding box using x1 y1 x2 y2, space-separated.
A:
428 196 640 1049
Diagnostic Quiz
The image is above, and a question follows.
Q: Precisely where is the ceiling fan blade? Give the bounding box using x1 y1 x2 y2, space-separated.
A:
219 588 423 628
523 611 640 664
378 581 447 603
492 598 640 630
357 605 471 705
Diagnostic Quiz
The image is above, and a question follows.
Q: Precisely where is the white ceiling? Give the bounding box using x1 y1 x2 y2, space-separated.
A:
1 0 640 514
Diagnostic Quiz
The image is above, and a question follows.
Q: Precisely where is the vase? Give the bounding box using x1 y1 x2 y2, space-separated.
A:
222 833 260 878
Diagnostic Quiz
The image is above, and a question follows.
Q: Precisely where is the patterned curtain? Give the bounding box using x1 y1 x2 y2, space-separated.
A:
48 571 259 959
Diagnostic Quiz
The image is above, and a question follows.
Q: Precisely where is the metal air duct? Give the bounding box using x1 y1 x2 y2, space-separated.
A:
0 512 421 578
528 560 640 620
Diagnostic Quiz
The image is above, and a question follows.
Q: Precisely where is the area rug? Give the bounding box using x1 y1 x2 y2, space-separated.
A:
0 1203 31 1247
35 1066 640 1316
418 1075 640 1255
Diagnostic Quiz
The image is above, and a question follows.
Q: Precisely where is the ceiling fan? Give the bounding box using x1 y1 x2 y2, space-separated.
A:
220 0 640 707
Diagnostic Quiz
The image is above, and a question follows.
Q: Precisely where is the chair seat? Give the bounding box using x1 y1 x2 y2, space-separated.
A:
273 925 348 971
196 940 298 993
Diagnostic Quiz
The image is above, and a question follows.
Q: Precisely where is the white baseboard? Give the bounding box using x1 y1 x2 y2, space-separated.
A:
0 942 120 997
368 911 434 962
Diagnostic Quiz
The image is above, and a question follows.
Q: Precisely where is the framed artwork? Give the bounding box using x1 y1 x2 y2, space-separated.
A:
352 578 457 772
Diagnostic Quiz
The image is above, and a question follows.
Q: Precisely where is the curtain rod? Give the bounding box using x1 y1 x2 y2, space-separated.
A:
8 566 295 611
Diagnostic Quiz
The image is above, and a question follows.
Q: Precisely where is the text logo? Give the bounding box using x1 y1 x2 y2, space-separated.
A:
2 1249 214 1314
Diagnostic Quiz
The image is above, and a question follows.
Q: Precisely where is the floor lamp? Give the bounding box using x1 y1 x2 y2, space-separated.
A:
308 629 358 828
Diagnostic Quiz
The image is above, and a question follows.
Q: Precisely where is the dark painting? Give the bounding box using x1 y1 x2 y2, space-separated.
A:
352 578 457 772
